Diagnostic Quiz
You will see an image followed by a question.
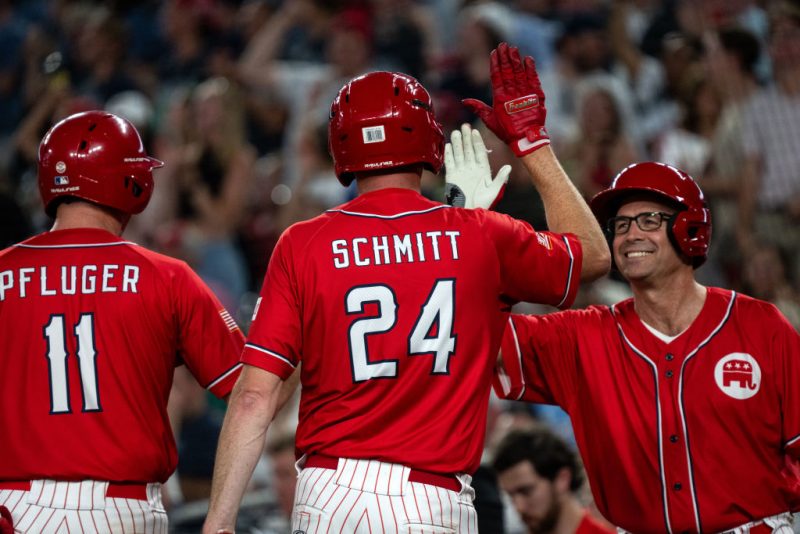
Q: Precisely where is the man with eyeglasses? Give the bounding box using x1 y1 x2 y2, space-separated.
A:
453 161 800 533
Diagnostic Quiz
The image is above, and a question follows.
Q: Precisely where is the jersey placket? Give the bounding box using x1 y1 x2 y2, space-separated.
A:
617 327 701 534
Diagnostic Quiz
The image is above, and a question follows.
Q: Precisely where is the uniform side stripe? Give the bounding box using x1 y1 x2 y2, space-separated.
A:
786 434 800 448
112 496 126 534
205 363 243 390
326 205 448 219
376 492 386 531
555 235 575 309
90 505 101 532
244 343 296 368
389 494 399 533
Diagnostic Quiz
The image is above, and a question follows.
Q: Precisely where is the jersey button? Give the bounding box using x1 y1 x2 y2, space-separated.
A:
665 353 674 361
665 370 674 378
673 482 682 491
670 434 679 443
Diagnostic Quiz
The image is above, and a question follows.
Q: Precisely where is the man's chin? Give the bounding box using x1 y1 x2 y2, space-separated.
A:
619 265 652 281
523 517 542 533
522 490 560 533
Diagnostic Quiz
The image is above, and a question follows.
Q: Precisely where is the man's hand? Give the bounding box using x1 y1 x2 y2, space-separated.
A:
463 42 549 157
444 123 511 209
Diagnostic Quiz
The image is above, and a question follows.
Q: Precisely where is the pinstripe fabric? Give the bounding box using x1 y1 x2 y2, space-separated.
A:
291 459 477 533
0 480 168 533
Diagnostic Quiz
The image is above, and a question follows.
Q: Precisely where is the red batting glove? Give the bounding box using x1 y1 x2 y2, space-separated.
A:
0 505 13 534
463 42 550 157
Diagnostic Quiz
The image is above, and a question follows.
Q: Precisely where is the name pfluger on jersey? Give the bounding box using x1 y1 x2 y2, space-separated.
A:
332 231 461 268
0 264 140 300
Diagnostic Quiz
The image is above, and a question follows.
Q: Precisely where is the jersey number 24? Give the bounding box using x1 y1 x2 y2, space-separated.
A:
346 279 456 383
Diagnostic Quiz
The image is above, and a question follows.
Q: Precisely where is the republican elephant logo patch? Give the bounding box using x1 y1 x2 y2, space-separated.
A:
714 353 761 399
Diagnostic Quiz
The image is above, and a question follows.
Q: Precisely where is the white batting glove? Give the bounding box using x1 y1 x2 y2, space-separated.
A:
444 123 511 210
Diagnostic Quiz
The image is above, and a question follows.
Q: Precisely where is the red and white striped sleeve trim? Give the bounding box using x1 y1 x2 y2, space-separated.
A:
241 343 296 379
492 317 526 401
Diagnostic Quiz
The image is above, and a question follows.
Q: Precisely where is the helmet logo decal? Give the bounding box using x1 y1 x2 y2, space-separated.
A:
54 176 69 185
55 161 66 173
714 352 761 399
363 160 394 168
362 125 386 144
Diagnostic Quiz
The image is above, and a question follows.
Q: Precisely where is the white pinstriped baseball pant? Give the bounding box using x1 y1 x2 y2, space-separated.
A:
0 480 167 533
291 457 479 534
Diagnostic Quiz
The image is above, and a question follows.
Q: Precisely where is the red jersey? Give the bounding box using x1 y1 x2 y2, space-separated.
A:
0 228 245 483
577 512 616 534
242 188 582 474
495 287 800 534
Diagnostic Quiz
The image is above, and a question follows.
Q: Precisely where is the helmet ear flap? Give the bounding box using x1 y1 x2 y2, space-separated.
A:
668 207 711 267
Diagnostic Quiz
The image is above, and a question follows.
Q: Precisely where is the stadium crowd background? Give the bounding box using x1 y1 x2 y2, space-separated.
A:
1 0 799 531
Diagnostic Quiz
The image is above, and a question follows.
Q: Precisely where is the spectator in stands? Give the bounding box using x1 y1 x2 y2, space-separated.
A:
701 27 761 285
741 243 800 330
654 72 720 180
157 77 255 308
256 431 296 533
238 4 374 185
739 1 800 285
560 74 641 198
493 427 614 534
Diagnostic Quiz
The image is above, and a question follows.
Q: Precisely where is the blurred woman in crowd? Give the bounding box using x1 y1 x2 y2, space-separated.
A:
156 77 255 309
559 74 640 199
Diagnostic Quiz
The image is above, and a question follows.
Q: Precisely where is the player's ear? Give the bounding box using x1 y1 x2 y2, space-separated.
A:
554 466 572 494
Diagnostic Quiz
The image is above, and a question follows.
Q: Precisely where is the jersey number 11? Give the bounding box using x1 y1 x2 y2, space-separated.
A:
43 313 101 414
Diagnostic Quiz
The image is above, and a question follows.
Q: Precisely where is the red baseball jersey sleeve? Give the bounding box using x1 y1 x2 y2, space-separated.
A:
242 188 582 475
0 228 245 483
495 287 800 533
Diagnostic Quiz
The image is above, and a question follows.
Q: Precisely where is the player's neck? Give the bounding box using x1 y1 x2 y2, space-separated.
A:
50 202 126 236
631 275 707 337
355 170 423 195
550 498 588 534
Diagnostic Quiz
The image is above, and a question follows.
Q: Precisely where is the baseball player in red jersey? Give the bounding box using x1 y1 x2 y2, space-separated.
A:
480 162 800 534
203 43 610 534
0 111 246 533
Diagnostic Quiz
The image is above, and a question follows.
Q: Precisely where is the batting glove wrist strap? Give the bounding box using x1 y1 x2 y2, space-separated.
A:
511 132 550 157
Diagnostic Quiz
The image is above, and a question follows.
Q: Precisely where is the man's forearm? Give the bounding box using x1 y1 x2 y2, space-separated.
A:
203 371 282 533
521 146 610 281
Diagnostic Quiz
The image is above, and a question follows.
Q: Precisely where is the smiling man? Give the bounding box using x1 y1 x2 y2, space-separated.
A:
485 162 800 533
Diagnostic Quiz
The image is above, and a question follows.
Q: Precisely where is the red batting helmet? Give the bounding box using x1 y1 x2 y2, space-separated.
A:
38 111 163 217
590 162 711 266
328 71 444 186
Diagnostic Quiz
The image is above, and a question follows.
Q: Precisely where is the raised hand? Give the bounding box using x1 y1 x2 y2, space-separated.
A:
463 43 549 157
444 123 511 209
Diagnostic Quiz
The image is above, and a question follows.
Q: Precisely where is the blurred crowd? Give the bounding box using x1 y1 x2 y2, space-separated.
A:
2 0 800 531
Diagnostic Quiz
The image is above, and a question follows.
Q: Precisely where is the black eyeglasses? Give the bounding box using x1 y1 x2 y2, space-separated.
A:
607 211 674 235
